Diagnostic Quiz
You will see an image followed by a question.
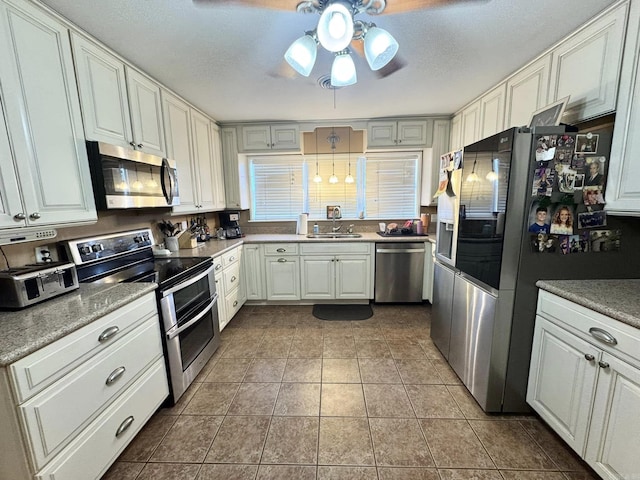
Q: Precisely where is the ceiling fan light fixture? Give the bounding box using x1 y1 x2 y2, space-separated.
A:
331 51 357 87
284 32 317 76
317 2 354 52
364 25 399 70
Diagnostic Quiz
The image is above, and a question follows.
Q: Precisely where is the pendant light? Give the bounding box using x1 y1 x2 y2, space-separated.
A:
146 166 158 188
131 166 143 191
313 129 322 183
486 155 499 181
328 128 339 184
466 154 480 183
345 128 354 184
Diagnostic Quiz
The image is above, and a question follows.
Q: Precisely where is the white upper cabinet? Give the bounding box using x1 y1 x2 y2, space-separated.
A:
449 113 462 151
210 123 226 211
240 123 300 151
549 2 628 125
190 109 218 212
605 0 640 215
367 119 428 148
222 127 250 210
505 56 551 128
461 100 481 146
0 0 96 229
479 84 506 139
72 33 165 157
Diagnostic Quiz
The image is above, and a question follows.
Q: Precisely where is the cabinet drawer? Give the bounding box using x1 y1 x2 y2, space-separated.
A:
212 256 224 275
300 242 371 255
225 287 243 321
223 261 241 293
221 246 240 267
20 317 163 469
538 291 640 365
35 359 168 480
10 293 157 403
263 243 299 255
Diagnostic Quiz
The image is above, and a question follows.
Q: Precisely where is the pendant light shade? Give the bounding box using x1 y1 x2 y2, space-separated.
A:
331 51 357 87
363 26 399 70
284 33 317 77
317 2 354 52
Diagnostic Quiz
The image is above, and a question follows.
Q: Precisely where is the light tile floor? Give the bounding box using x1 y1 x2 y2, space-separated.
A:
102 304 598 480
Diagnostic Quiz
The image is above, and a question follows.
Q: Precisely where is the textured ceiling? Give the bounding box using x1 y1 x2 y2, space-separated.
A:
39 0 618 123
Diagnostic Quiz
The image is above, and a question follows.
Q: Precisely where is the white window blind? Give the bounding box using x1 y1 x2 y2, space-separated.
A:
460 152 509 219
250 156 305 221
363 153 421 219
307 154 358 219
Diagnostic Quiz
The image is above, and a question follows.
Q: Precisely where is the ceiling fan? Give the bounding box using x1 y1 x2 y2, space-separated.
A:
194 0 479 86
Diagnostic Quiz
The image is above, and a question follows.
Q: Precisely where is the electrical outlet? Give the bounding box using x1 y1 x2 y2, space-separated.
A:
34 245 57 264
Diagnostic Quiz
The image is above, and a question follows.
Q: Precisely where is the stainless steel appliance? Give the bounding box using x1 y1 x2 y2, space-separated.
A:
0 262 79 309
374 242 425 303
86 141 179 209
219 211 243 239
63 229 219 404
432 126 640 413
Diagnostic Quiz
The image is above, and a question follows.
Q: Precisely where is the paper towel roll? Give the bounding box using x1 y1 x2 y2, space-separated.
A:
297 213 308 235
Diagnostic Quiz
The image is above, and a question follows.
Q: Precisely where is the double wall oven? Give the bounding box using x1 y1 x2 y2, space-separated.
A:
64 229 219 404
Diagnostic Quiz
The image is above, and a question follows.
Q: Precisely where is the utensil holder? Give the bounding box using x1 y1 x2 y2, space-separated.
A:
165 236 179 252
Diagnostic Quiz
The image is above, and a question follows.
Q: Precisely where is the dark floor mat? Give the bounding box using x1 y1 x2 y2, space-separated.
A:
312 304 373 321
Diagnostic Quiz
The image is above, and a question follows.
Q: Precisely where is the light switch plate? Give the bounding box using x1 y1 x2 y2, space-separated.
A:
34 245 58 263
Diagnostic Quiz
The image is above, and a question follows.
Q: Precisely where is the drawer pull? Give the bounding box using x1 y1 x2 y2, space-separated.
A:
98 326 120 343
230 275 237 283
589 327 617 345
598 361 610 369
215 264 222 271
277 258 287 263
233 300 238 307
276 248 286 253
106 366 126 386
229 256 235 262
584 354 595 361
115 416 135 438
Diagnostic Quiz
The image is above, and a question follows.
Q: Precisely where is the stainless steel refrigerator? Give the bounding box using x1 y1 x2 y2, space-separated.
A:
431 125 640 413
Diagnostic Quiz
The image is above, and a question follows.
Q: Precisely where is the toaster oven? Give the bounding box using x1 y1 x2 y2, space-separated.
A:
0 262 79 309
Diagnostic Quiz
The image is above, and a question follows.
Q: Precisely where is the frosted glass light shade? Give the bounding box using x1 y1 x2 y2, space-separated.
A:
329 174 339 184
331 52 357 86
284 34 317 76
313 173 322 183
345 173 355 183
363 26 399 70
317 3 354 52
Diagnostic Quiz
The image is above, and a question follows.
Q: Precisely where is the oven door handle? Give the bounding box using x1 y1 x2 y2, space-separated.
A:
166 293 218 340
161 263 215 297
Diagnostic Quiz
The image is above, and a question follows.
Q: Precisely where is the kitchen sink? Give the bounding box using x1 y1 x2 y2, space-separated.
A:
306 233 362 239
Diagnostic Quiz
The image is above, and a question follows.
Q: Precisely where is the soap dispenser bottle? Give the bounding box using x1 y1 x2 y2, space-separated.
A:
313 223 319 234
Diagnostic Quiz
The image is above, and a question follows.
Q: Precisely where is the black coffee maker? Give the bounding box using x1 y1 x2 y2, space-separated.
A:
219 211 242 239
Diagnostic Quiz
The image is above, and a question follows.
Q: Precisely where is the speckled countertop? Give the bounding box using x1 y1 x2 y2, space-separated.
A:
0 283 157 366
537 279 640 329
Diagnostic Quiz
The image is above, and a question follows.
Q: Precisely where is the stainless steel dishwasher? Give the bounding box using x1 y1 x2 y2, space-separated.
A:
375 242 425 302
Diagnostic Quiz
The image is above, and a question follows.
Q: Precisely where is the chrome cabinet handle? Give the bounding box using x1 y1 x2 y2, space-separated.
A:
584 354 595 361
137 143 143 148
115 416 135 437
14 213 26 220
229 256 235 262
215 264 222 270
589 327 617 345
106 366 126 385
233 300 238 307
598 361 610 369
231 276 236 282
276 248 286 253
277 258 287 262
129 141 136 147
98 326 120 342
30 212 41 220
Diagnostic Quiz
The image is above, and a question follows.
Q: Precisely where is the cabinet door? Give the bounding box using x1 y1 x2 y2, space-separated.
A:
585 354 640 480
505 56 551 128
0 0 96 227
422 243 435 302
527 317 599 456
421 120 450 206
335 255 370 299
605 0 640 215
480 84 506 139
300 256 334 299
163 91 197 214
214 270 227 331
367 121 397 147
222 127 241 209
0 100 24 228
265 257 300 300
270 124 300 150
548 2 627 124
242 244 265 300
461 100 481 146
397 120 427 146
125 67 165 157
190 109 216 211
449 114 462 151
241 124 271 151
210 123 227 210
71 33 132 148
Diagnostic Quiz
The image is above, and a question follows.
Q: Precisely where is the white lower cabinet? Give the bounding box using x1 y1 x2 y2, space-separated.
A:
264 243 300 301
213 245 245 331
0 292 168 480
527 290 640 479
242 243 266 300
300 243 372 300
422 242 435 302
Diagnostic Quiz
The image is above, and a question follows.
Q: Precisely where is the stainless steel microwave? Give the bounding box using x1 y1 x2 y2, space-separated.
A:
86 141 180 209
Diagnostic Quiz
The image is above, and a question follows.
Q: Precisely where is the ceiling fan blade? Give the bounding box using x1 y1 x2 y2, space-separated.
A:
193 0 297 10
374 55 407 78
378 0 487 15
350 38 365 58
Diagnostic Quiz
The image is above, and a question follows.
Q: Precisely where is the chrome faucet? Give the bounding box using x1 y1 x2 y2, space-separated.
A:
331 206 342 232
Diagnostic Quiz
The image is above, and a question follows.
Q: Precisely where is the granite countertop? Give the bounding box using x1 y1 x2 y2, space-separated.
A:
0 283 157 367
537 279 640 330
